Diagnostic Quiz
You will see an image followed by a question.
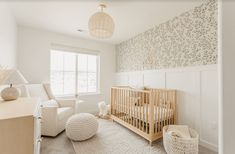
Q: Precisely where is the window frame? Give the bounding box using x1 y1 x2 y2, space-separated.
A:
50 48 100 97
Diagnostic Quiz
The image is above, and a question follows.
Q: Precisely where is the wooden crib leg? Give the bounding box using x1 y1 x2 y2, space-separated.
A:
149 141 152 146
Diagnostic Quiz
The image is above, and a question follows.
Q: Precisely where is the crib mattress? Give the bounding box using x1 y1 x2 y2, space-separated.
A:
116 105 174 122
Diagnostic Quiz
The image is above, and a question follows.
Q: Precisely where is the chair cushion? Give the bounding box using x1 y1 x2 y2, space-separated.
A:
42 99 59 107
57 107 73 121
26 84 49 101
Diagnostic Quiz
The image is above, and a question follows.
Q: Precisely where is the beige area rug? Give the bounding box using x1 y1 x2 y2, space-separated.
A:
71 119 166 154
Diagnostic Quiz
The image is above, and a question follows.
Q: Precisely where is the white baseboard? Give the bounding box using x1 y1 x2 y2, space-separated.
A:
200 139 218 152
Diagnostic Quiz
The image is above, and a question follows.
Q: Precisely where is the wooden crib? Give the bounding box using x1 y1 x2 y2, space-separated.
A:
110 86 177 145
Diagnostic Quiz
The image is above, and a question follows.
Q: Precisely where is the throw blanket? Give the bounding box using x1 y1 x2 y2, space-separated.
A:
167 125 191 139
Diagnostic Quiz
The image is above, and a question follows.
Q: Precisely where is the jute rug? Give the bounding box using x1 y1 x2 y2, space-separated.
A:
71 119 166 154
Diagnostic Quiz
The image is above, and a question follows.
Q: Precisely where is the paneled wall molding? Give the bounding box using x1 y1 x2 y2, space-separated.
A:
115 64 218 152
116 0 217 72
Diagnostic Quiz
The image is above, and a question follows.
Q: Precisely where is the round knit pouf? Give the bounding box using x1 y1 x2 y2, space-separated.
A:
66 113 98 141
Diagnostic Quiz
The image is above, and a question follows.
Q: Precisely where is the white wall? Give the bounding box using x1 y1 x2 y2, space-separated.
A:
0 3 17 68
220 1 235 153
116 65 218 152
17 26 116 113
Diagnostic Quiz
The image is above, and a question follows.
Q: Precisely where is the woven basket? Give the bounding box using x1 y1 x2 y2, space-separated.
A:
163 125 199 154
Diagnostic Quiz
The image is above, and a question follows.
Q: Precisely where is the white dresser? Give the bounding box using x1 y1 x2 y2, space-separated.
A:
0 98 42 154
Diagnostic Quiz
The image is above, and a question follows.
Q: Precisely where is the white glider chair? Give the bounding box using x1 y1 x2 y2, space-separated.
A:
26 84 76 137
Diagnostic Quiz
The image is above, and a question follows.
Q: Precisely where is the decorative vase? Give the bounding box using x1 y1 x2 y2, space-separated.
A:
1 86 21 101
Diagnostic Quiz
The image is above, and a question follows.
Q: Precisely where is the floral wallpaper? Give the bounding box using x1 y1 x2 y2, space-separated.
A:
116 0 217 72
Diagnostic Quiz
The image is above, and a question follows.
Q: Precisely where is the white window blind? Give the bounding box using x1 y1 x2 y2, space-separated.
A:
50 50 99 96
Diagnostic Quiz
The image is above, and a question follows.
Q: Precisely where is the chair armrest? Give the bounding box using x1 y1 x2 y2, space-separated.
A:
42 106 58 120
56 98 76 110
41 106 58 136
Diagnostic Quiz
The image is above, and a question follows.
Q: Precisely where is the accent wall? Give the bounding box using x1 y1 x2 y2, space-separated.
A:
116 0 217 72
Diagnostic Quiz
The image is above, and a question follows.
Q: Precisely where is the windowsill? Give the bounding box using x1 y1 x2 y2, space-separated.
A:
55 91 101 99
79 91 101 96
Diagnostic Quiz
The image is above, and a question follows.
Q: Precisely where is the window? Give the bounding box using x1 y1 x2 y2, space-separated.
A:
50 50 99 96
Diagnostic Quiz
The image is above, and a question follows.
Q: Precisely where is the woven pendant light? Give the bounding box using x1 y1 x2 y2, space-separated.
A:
88 4 115 39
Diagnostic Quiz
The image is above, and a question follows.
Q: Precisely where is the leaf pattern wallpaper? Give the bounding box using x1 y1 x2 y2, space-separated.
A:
116 0 217 72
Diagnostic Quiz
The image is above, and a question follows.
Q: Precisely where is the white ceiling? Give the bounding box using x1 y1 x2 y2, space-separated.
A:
7 1 203 44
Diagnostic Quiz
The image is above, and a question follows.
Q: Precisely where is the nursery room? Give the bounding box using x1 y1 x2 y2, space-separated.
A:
0 0 234 154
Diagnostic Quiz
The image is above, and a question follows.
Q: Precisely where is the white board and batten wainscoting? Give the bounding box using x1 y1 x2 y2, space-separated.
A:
115 64 218 152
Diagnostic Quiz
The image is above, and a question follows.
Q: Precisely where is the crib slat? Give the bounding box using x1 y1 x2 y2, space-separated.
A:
162 91 164 130
124 89 126 121
116 89 118 117
173 91 175 123
173 90 176 124
111 88 113 115
114 89 116 115
152 89 156 134
170 92 172 125
170 92 173 125
165 91 168 126
124 89 126 119
133 91 135 126
141 92 144 131
167 91 170 125
168 91 172 125
113 88 115 115
115 88 117 116
159 90 162 130
114 88 117 115
146 94 149 134
130 90 132 125
169 91 172 124
166 92 170 126
114 88 115 115
139 92 141 129
125 89 128 122
112 88 114 115
128 89 130 124
150 90 154 136
111 88 112 115
119 89 121 119
135 91 137 127
156 90 160 133
121 89 124 120
138 92 140 129
120 89 123 120
133 91 135 127
118 89 120 117
153 89 157 133
164 91 167 127
124 89 126 122
162 91 165 127
122 89 124 120
135 91 138 127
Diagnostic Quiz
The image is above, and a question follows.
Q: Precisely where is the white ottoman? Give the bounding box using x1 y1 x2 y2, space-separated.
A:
66 113 98 141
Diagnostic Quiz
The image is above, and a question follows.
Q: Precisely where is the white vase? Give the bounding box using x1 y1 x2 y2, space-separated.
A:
1 87 20 101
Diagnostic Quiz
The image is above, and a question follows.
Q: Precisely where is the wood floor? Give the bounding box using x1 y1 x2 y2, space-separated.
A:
40 131 217 154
